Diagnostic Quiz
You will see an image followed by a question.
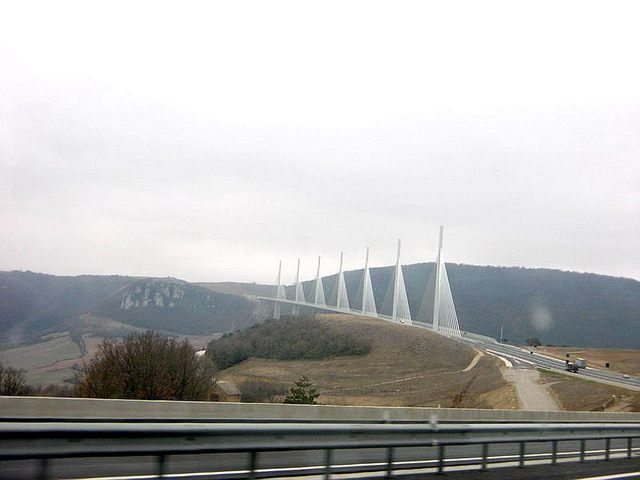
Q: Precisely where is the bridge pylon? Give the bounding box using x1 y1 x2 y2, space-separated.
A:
419 226 461 337
335 252 350 310
391 239 412 325
361 247 377 316
273 260 286 319
314 256 326 306
292 258 305 316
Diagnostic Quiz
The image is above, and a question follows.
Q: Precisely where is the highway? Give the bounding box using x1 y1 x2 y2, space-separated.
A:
0 436 638 479
460 335 640 391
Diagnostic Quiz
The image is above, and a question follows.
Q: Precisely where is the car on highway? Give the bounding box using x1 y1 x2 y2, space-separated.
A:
623 373 630 379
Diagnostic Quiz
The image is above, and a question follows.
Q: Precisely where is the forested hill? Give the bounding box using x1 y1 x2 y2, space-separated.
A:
296 264 640 349
0 271 255 346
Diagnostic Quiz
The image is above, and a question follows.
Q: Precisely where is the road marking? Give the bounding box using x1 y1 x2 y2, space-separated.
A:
483 349 513 368
65 448 637 480
486 349 537 367
573 471 640 480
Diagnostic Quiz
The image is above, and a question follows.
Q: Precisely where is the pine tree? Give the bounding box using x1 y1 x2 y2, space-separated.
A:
283 375 319 404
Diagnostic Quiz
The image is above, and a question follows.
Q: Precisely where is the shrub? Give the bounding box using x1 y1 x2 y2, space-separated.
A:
239 379 288 403
284 375 319 404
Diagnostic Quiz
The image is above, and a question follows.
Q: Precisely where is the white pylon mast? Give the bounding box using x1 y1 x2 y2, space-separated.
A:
292 258 301 315
433 226 444 332
315 256 322 304
392 239 401 323
274 260 282 320
337 252 345 309
361 247 370 314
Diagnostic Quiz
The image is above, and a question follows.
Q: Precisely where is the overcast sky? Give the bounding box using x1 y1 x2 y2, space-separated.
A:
1 1 639 284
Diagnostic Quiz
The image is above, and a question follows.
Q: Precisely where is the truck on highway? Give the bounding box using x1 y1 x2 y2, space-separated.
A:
566 363 580 373
575 358 587 368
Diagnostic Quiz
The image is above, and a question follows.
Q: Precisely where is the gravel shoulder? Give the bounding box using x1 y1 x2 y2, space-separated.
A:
502 368 559 411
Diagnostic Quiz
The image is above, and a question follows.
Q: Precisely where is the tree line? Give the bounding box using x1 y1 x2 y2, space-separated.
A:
206 315 372 370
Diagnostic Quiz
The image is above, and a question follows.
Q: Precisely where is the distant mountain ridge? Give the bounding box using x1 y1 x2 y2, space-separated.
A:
0 271 255 347
1 264 638 349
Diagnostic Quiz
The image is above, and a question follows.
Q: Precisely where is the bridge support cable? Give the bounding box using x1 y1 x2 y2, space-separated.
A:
273 260 286 320
418 226 461 337
390 239 412 325
335 252 350 310
437 251 461 337
314 256 326 306
360 246 377 316
292 258 305 316
433 226 443 333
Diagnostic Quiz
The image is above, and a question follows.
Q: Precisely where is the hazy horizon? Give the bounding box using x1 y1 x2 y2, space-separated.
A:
2 1 639 284
3 258 638 285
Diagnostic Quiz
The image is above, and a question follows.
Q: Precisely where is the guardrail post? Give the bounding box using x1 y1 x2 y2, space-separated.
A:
437 445 445 474
580 440 586 463
324 449 332 480
157 454 166 477
605 438 610 461
518 442 525 468
551 440 558 465
248 451 258 480
627 438 632 459
38 458 49 480
385 447 394 478
481 443 488 471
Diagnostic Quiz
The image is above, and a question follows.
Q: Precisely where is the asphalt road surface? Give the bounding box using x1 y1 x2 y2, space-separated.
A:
1 438 638 479
413 323 640 392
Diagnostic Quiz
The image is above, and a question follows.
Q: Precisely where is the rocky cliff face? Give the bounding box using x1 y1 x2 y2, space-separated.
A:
120 282 187 309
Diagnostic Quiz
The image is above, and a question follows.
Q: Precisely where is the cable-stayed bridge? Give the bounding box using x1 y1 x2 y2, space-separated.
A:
258 226 462 338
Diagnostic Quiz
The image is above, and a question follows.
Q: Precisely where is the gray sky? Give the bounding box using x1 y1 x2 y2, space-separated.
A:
1 1 639 284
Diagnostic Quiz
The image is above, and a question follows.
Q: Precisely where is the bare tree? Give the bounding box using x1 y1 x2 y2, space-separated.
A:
75 331 216 400
0 362 29 396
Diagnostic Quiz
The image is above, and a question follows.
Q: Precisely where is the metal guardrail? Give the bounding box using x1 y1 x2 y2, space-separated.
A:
1 421 639 479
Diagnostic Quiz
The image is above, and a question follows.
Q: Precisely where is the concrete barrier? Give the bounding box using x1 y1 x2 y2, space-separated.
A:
2 396 639 423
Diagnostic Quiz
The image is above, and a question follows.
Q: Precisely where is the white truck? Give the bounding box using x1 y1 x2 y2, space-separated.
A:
575 358 587 368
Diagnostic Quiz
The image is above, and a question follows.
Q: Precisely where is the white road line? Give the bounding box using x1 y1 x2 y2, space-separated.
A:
573 471 640 480
483 349 513 368
486 348 536 366
66 448 637 480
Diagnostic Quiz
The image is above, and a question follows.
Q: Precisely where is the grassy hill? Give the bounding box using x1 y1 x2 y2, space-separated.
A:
217 314 515 409
539 369 640 412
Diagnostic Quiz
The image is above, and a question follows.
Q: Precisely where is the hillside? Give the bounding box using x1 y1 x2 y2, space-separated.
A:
539 370 640 412
217 314 515 408
0 271 256 347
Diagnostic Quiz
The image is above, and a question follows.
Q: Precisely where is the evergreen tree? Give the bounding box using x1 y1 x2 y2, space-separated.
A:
284 375 320 404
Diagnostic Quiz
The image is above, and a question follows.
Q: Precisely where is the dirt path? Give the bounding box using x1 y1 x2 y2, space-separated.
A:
502 368 559 411
462 350 484 372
